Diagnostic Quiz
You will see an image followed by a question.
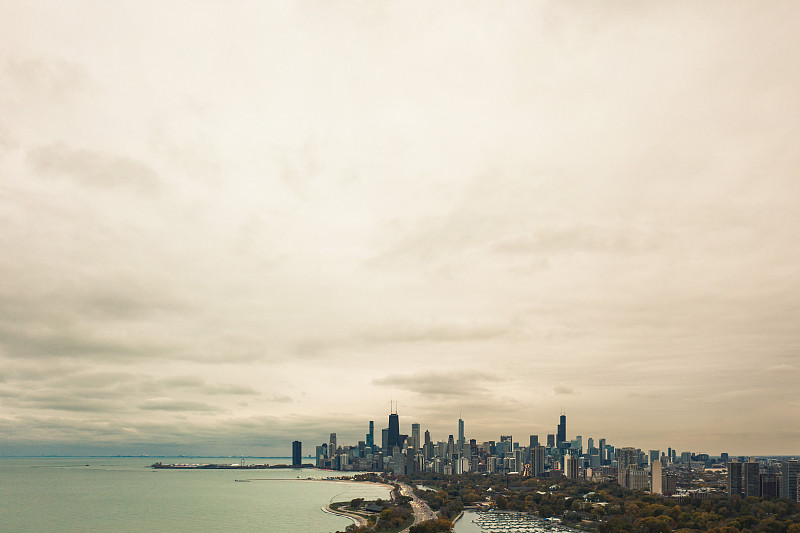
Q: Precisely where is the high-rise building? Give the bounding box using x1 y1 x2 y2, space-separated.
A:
557 414 566 446
329 433 337 457
381 428 389 455
761 473 780 498
571 435 583 455
530 435 539 448
780 460 800 501
547 434 555 448
411 423 421 451
663 473 677 495
565 454 579 480
515 449 525 474
728 460 743 497
366 421 374 448
423 430 432 460
388 413 400 452
618 447 637 487
532 444 546 477
498 435 512 459
649 450 660 465
651 459 663 494
589 449 601 468
458 418 465 448
626 467 649 491
598 438 607 464
292 440 302 467
743 460 760 497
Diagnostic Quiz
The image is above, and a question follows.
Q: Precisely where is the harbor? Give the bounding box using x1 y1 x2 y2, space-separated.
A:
455 510 581 533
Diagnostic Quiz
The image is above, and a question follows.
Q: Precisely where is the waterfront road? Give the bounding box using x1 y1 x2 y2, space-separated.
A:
399 483 437 533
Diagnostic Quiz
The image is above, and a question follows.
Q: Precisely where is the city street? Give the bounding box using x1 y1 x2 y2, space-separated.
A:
399 483 437 532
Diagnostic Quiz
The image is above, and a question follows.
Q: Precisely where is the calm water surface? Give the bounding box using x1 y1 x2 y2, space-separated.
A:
0 458 390 532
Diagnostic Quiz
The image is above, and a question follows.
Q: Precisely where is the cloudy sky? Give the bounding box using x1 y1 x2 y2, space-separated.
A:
1 1 799 457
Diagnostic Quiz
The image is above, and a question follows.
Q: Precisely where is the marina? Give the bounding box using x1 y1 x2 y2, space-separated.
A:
455 510 581 533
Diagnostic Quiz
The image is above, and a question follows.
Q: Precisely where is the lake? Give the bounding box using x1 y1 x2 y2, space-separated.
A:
0 457 391 532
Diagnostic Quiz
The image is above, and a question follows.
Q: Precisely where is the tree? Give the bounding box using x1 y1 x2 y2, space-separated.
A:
409 518 453 533
634 516 673 533
350 498 364 509
495 495 508 510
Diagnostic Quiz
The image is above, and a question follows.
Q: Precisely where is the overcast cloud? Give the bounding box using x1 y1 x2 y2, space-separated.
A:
1 1 799 457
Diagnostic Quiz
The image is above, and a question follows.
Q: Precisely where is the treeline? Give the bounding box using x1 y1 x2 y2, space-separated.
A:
409 518 454 532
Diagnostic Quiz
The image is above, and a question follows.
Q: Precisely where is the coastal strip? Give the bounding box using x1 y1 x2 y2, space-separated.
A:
321 504 368 527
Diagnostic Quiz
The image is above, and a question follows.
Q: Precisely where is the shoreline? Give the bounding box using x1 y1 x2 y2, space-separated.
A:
321 504 369 527
238 477 395 491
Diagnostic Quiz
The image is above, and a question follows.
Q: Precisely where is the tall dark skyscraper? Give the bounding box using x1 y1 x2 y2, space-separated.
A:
292 440 302 467
744 460 760 497
366 421 374 448
728 460 743 497
557 414 566 446
388 412 400 451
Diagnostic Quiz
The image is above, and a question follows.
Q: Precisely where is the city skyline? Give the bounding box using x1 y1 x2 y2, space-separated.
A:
325 410 797 460
2 1 800 458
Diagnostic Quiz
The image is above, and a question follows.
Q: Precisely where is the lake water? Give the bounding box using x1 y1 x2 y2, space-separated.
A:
0 457 391 532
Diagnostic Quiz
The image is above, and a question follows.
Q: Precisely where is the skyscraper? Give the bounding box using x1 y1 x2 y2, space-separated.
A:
412 423 421 450
564 454 579 480
557 414 566 446
458 418 465 449
329 433 337 458
532 444 545 477
780 460 800 501
388 412 400 452
366 421 374 448
728 460 743 497
618 447 637 487
651 458 663 494
743 460 760 497
292 440 302 467
424 430 432 460
529 435 539 448
649 450 660 465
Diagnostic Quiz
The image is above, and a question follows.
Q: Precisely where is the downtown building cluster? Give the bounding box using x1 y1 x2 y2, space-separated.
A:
304 411 800 501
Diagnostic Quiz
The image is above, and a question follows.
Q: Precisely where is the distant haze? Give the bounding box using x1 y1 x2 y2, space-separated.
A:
1 1 799 457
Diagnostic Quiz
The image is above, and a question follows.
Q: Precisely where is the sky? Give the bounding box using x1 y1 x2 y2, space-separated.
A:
1 1 799 458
